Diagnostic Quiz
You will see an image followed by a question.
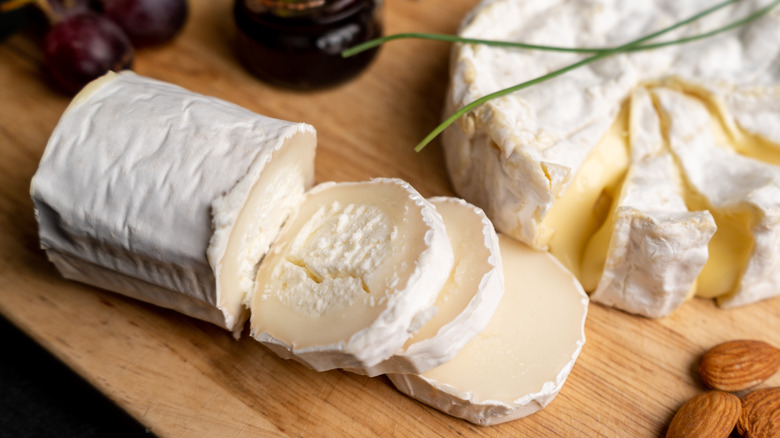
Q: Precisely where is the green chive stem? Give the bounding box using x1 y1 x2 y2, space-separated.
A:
341 33 605 58
633 0 779 51
415 0 776 151
342 0 746 59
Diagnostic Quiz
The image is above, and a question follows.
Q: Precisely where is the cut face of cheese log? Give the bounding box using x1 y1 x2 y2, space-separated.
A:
249 179 454 373
352 197 504 377
444 0 780 315
388 235 588 426
583 89 717 318
30 71 316 333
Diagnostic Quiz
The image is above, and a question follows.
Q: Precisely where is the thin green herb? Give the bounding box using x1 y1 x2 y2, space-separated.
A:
342 0 779 152
416 0 756 151
341 0 747 58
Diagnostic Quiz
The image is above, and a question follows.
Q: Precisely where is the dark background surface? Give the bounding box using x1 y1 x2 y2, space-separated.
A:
0 315 153 438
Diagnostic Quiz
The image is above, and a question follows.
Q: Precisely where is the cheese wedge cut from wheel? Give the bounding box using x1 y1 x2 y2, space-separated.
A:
582 88 717 318
389 235 587 426
351 197 504 377
443 0 780 314
249 179 454 373
654 88 780 308
30 71 316 333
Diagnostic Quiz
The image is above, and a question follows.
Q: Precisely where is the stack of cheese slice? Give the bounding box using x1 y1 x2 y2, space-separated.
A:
390 235 588 426
31 71 589 424
350 197 505 376
443 0 780 317
249 179 455 372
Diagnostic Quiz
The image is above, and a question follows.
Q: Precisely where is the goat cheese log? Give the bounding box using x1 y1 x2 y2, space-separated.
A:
30 71 316 333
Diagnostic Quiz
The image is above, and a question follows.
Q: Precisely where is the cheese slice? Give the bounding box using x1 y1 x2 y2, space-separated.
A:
249 179 454 373
444 0 780 314
388 235 587 426
352 197 504 376
30 71 316 333
583 88 716 317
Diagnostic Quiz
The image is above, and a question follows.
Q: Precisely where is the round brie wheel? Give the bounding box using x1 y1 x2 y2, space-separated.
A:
444 0 780 316
389 235 588 426
353 197 504 377
249 178 454 373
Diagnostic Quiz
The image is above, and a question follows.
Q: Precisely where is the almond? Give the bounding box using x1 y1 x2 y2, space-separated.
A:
736 387 780 437
699 340 780 392
666 391 741 438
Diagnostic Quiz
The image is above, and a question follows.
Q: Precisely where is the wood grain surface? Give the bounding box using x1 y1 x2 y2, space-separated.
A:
2 0 780 436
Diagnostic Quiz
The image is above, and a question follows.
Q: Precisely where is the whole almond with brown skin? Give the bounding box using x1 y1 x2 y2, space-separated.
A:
699 340 780 392
737 387 780 437
666 391 741 438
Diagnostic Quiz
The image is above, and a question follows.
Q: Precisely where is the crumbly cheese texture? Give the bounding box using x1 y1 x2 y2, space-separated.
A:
389 235 588 426
354 197 504 376
249 179 454 373
30 71 316 332
444 0 780 315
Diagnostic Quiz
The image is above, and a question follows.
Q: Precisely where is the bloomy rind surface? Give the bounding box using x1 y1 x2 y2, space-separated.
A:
31 71 316 333
443 0 780 314
588 88 716 318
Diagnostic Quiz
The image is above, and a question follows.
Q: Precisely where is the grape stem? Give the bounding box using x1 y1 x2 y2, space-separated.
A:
344 0 779 152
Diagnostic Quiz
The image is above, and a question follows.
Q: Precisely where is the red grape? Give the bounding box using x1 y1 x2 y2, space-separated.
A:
43 12 133 93
102 0 187 47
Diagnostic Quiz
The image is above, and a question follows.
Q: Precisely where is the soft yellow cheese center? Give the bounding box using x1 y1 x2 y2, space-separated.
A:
540 104 630 279
552 83 779 301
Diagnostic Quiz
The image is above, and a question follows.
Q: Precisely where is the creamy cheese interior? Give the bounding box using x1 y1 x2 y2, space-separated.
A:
446 0 780 315
652 88 768 300
576 88 716 316
403 198 495 345
540 104 630 279
217 133 315 323
546 82 780 303
420 235 586 404
249 181 431 348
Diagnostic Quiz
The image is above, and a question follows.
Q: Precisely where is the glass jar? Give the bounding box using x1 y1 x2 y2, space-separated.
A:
234 0 383 90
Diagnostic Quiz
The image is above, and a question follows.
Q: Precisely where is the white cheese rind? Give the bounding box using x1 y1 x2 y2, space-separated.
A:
30 71 316 333
444 0 780 313
353 197 504 377
249 178 454 373
655 88 780 308
587 89 716 317
389 235 587 426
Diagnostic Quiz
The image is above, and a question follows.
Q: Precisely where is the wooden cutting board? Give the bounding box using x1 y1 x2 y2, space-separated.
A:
2 0 780 436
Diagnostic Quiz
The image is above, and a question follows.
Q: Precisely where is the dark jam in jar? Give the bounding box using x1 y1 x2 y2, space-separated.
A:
234 0 383 90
